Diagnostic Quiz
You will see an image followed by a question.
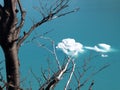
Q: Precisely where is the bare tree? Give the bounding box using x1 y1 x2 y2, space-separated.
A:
27 36 109 90
0 0 109 90
0 0 79 90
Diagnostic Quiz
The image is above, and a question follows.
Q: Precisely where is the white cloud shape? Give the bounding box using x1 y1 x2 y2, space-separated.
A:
56 38 84 57
56 38 113 58
84 43 111 53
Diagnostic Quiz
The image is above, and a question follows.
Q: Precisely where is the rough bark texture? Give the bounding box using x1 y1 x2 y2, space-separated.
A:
2 44 20 90
0 0 78 89
0 0 20 90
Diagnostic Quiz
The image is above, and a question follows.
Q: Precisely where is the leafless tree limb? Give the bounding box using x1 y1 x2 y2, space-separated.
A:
33 6 45 18
73 54 110 90
52 40 61 70
30 69 41 86
80 64 110 87
39 57 72 90
74 56 93 90
24 29 53 44
64 60 76 90
57 57 71 80
88 80 94 90
0 0 111 90
17 0 79 48
41 68 49 81
0 79 23 90
16 0 26 35
35 36 61 70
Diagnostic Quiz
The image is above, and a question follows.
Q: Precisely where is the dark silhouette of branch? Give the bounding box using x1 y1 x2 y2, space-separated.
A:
16 0 26 35
34 36 61 70
17 0 79 48
74 54 110 90
0 0 111 90
39 57 72 90
80 64 110 87
41 68 49 82
88 80 94 90
30 69 41 87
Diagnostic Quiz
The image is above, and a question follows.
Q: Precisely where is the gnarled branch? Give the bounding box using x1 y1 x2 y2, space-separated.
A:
17 0 79 48
16 0 26 35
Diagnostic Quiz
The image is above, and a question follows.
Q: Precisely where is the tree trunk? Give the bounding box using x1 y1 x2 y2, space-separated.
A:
2 43 20 90
0 0 20 90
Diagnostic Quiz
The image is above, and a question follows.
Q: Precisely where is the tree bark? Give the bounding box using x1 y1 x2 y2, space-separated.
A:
0 0 20 90
2 43 20 90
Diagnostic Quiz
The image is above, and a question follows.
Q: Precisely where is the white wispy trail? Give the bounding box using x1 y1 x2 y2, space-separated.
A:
56 38 113 58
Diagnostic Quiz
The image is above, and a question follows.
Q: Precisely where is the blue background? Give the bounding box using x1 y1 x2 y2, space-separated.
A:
0 0 120 90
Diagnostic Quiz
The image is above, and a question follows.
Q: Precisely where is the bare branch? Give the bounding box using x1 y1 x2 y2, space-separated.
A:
52 0 70 12
64 60 76 90
17 16 51 48
52 40 61 70
25 29 53 44
36 39 53 54
52 8 79 20
73 72 81 90
57 57 71 80
17 0 79 48
35 36 61 70
88 80 94 90
33 6 46 17
16 0 26 33
80 64 110 87
30 69 41 86
41 68 49 81
74 55 94 90
0 79 23 90
39 57 71 90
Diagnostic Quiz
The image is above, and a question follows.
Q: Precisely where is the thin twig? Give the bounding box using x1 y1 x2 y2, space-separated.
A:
25 29 53 44
35 36 61 70
17 0 79 48
88 80 94 90
52 40 61 70
73 72 81 90
30 69 41 86
80 64 110 87
41 68 49 81
64 60 76 90
16 0 26 33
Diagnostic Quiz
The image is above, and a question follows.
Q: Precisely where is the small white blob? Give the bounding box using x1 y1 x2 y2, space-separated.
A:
101 54 108 57
52 15 58 19
56 38 84 57
98 43 111 52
